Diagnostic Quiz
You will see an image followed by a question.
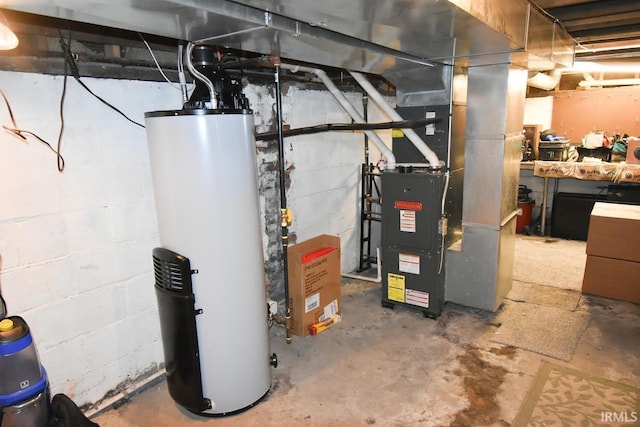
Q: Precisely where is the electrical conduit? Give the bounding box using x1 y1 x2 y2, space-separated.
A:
349 71 442 167
279 63 396 170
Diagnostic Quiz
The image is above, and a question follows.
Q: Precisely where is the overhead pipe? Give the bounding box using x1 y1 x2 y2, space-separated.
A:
349 71 443 168
579 78 640 87
526 70 561 90
254 117 438 141
279 63 396 170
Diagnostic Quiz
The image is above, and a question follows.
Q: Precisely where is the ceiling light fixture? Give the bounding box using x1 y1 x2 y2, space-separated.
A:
0 11 18 50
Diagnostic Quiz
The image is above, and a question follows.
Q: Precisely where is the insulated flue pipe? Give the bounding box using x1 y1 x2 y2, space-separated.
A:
349 71 442 167
279 63 396 170
186 42 216 107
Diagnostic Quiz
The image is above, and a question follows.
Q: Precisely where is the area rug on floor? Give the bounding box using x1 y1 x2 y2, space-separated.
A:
513 236 586 291
492 302 590 361
512 362 640 427
507 281 582 312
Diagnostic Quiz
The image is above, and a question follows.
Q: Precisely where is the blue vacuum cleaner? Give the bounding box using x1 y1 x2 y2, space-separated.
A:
0 295 50 427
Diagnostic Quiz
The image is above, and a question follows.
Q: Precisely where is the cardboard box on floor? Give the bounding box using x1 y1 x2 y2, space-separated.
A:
582 255 640 304
287 235 341 336
586 202 640 262
582 202 640 303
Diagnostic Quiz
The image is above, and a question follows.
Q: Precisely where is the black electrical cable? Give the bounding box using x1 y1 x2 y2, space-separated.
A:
58 30 145 129
255 117 440 141
0 88 22 135
1 88 66 169
2 127 66 164
56 31 71 172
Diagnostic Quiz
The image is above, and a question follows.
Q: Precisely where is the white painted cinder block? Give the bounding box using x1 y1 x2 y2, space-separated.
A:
73 246 124 292
0 70 168 406
279 87 386 274
1 259 77 314
14 214 70 265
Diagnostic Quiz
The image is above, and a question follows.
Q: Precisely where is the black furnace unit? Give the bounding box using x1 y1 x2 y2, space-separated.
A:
381 167 447 318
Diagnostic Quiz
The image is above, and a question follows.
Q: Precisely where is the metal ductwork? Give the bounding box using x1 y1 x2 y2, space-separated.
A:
0 0 574 318
445 58 529 312
1 0 574 88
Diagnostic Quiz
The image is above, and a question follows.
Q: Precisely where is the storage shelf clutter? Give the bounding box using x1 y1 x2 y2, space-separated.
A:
539 141 570 161
524 128 640 165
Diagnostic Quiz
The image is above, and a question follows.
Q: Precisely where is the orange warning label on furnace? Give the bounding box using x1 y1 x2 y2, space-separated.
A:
394 201 422 211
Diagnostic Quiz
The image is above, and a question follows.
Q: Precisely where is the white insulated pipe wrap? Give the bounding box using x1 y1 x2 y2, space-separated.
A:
280 64 396 169
349 71 442 167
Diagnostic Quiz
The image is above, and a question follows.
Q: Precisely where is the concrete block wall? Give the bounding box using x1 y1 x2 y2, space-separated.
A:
0 70 390 408
246 84 389 307
0 71 179 405
281 87 386 274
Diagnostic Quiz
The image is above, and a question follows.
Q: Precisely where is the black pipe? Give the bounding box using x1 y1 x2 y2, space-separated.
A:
274 64 292 344
255 117 440 141
362 95 374 270
358 94 369 272
363 95 370 165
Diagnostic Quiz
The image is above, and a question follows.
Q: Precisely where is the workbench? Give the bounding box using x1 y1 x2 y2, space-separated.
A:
520 161 640 235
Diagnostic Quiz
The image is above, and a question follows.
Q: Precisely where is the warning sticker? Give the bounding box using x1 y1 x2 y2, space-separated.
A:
319 299 339 322
395 201 423 211
426 111 436 136
406 289 429 308
398 253 420 275
387 273 405 303
400 210 416 233
305 292 320 313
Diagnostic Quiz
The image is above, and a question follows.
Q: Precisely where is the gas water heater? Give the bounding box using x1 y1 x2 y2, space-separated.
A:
145 46 275 416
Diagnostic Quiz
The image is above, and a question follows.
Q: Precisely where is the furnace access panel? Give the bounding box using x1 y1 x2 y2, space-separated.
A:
381 169 446 318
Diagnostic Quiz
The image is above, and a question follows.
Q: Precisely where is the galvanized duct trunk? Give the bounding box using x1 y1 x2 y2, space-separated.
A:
2 0 573 78
445 58 528 311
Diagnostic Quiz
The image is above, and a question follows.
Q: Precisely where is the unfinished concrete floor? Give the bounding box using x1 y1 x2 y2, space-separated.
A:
92 236 640 426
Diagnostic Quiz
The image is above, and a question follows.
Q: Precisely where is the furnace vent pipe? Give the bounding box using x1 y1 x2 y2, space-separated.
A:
186 42 217 107
349 71 443 167
279 63 396 170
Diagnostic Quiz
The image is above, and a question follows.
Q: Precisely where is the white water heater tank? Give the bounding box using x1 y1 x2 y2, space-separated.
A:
145 109 272 416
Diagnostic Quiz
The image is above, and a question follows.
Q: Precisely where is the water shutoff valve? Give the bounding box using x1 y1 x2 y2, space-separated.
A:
281 208 293 227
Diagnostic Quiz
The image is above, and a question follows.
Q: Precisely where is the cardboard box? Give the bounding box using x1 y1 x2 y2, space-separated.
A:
586 202 640 262
582 255 640 304
287 235 342 336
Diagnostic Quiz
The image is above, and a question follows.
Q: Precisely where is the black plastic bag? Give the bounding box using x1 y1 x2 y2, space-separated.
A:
48 394 99 427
